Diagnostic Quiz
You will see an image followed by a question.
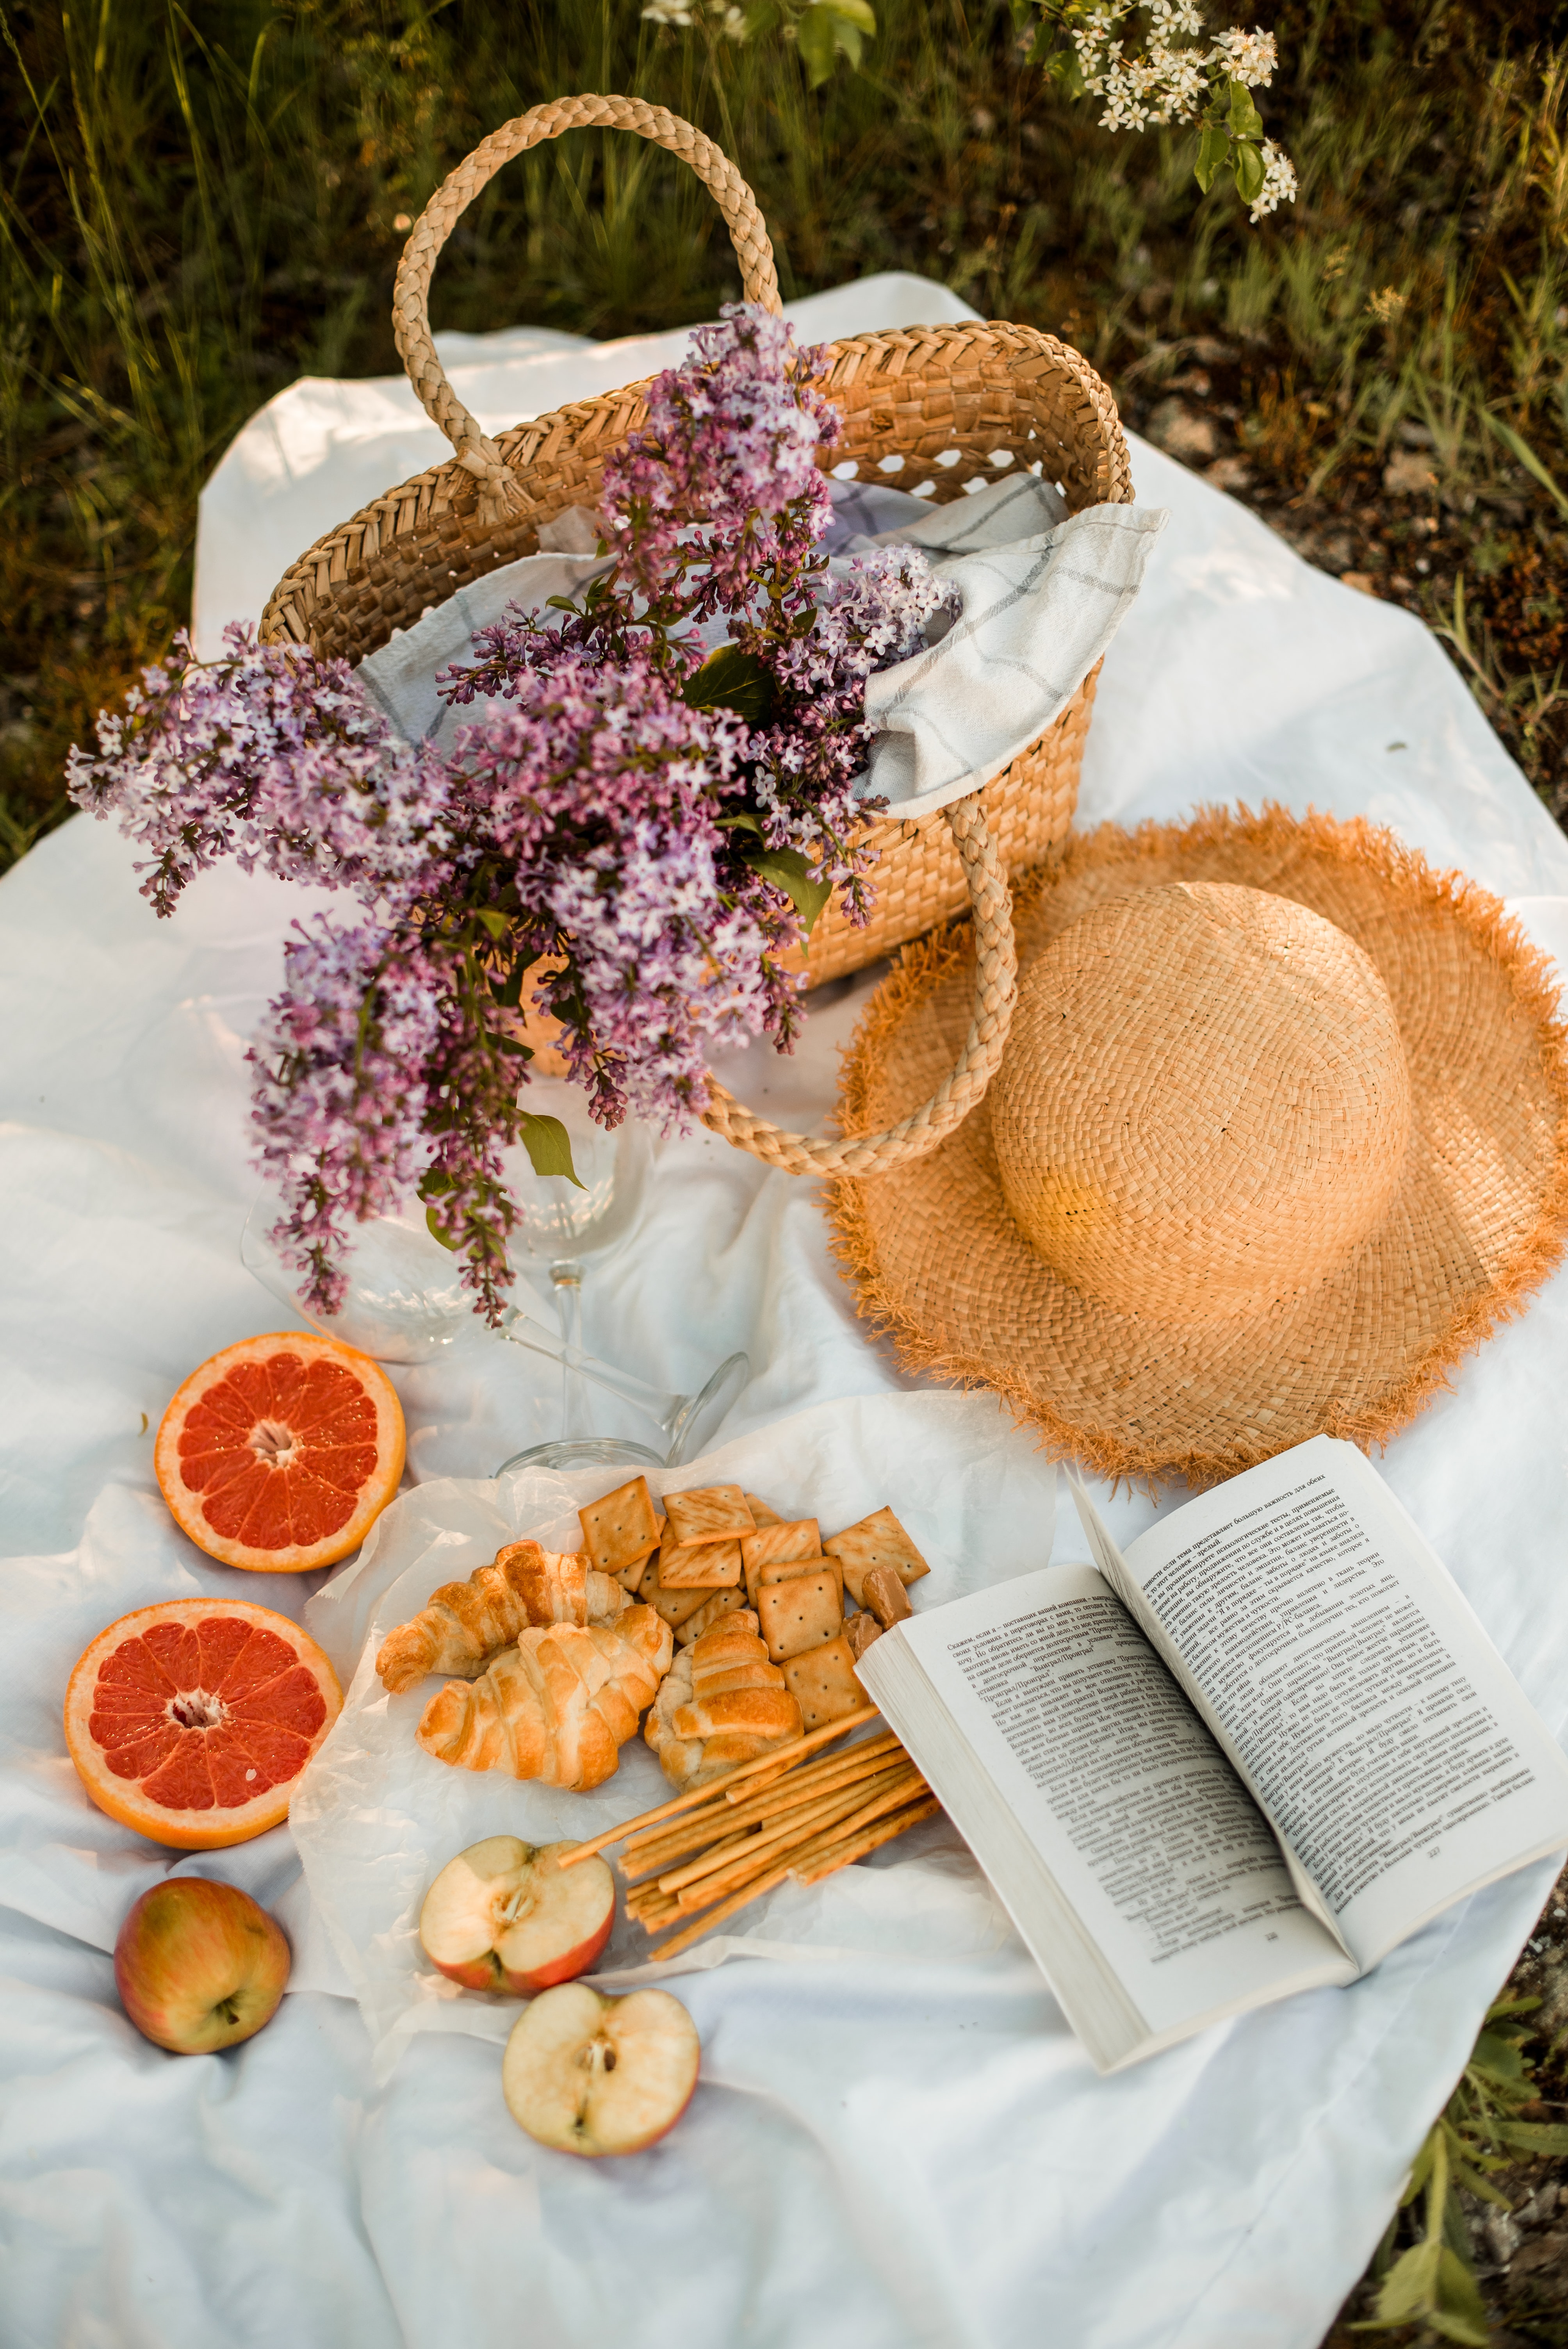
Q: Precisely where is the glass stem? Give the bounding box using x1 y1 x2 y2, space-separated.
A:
498 1302 681 1441
552 1260 588 1439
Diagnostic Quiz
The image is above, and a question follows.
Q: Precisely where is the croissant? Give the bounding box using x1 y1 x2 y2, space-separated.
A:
646 1609 803 1792
417 1604 673 1791
376 1540 628 1693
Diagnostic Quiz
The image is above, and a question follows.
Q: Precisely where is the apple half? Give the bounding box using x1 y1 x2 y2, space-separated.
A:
418 1837 615 1995
502 1982 701 2157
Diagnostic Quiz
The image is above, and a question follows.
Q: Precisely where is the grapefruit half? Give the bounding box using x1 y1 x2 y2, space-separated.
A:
64 1598 344 1848
154 1331 404 1572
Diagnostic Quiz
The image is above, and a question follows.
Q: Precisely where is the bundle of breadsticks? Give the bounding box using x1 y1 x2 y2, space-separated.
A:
374 1473 933 1805
557 1707 940 1960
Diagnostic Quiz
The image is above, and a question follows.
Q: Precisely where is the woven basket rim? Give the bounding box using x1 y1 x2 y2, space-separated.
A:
258 316 1132 654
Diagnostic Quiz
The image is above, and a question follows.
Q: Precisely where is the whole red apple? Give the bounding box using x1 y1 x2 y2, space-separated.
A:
502 1982 701 2156
114 1878 290 2054
419 1837 615 1995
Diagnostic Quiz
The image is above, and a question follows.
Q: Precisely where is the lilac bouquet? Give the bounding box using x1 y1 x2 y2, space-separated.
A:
69 307 949 1322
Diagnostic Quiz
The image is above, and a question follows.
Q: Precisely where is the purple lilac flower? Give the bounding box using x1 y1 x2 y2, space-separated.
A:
67 305 951 1322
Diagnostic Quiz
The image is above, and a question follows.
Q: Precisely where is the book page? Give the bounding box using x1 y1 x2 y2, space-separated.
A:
884 1563 1350 2040
1116 1436 1568 1968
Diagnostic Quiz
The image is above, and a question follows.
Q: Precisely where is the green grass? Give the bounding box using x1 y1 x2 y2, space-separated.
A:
4 0 1568 864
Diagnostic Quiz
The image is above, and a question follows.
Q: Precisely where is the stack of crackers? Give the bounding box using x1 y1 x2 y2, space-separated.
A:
577 1477 930 1733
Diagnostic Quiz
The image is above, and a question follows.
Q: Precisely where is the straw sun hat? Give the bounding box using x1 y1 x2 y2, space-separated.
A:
832 806 1568 1487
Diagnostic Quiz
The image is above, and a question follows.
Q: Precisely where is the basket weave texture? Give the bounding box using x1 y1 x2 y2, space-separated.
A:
257 94 1133 1171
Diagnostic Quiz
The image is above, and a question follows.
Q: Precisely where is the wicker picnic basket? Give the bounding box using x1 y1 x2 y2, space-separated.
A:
259 95 1134 1178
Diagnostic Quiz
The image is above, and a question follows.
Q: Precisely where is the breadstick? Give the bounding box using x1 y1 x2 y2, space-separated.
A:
791 1795 941 1883
645 1783 931 1960
558 1704 882 1866
661 1764 919 1898
621 1737 907 1873
670 1771 922 1916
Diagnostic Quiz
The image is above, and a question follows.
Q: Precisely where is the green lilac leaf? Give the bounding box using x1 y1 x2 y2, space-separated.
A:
682 642 777 724
743 843 834 934
426 1207 458 1250
518 1110 584 1186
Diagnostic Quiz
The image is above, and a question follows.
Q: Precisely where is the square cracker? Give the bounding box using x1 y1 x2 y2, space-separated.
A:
756 1570 843 1664
617 1547 659 1600
677 1587 750 1647
756 1554 842 1603
664 1484 755 1547
647 1577 714 1632
782 1635 865 1731
658 1537 743 1591
743 1492 784 1530
741 1518 820 1604
823 1506 930 1608
580 1476 660 1575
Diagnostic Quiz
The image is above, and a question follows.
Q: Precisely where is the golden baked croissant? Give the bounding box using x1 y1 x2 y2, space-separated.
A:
417 1604 673 1791
646 1609 803 1791
375 1540 628 1694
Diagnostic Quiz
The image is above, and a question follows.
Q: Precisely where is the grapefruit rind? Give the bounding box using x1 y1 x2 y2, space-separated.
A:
153 1331 405 1573
64 1598 344 1850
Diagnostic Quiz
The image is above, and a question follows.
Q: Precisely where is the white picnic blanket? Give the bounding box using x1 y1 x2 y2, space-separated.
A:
6 270 1568 2349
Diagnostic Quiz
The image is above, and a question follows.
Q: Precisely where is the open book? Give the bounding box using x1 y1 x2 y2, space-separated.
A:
856 1436 1568 2072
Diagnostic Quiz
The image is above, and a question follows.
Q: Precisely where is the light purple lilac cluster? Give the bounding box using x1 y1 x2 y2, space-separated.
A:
68 305 951 1320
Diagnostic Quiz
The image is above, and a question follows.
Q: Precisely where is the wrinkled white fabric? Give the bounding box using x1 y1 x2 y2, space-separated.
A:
4 271 1568 2349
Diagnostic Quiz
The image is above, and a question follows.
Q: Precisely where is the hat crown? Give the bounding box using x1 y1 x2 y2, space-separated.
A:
991 882 1412 1321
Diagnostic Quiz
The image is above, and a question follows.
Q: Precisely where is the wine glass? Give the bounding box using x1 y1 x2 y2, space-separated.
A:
239 1141 748 1470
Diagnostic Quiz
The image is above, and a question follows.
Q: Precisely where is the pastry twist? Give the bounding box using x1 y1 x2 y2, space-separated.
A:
417 1604 673 1791
376 1540 628 1693
646 1609 802 1791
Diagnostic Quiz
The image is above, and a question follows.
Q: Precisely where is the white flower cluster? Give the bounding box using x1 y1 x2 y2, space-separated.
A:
642 0 747 30
1249 136 1298 222
1072 2 1278 132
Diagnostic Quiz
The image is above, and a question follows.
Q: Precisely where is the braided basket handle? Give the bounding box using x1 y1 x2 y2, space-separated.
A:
394 98 1019 1174
394 95 781 515
702 794 1018 1174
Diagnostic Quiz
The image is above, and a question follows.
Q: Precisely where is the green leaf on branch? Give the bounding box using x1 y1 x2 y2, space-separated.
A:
426 1207 458 1250
1227 78 1263 139
1358 2237 1489 2344
743 843 835 934
1233 139 1266 203
474 908 511 940
491 959 528 1010
1491 2119 1568 2154
1194 122 1230 195
518 1110 583 1187
682 642 776 725
795 0 875 85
